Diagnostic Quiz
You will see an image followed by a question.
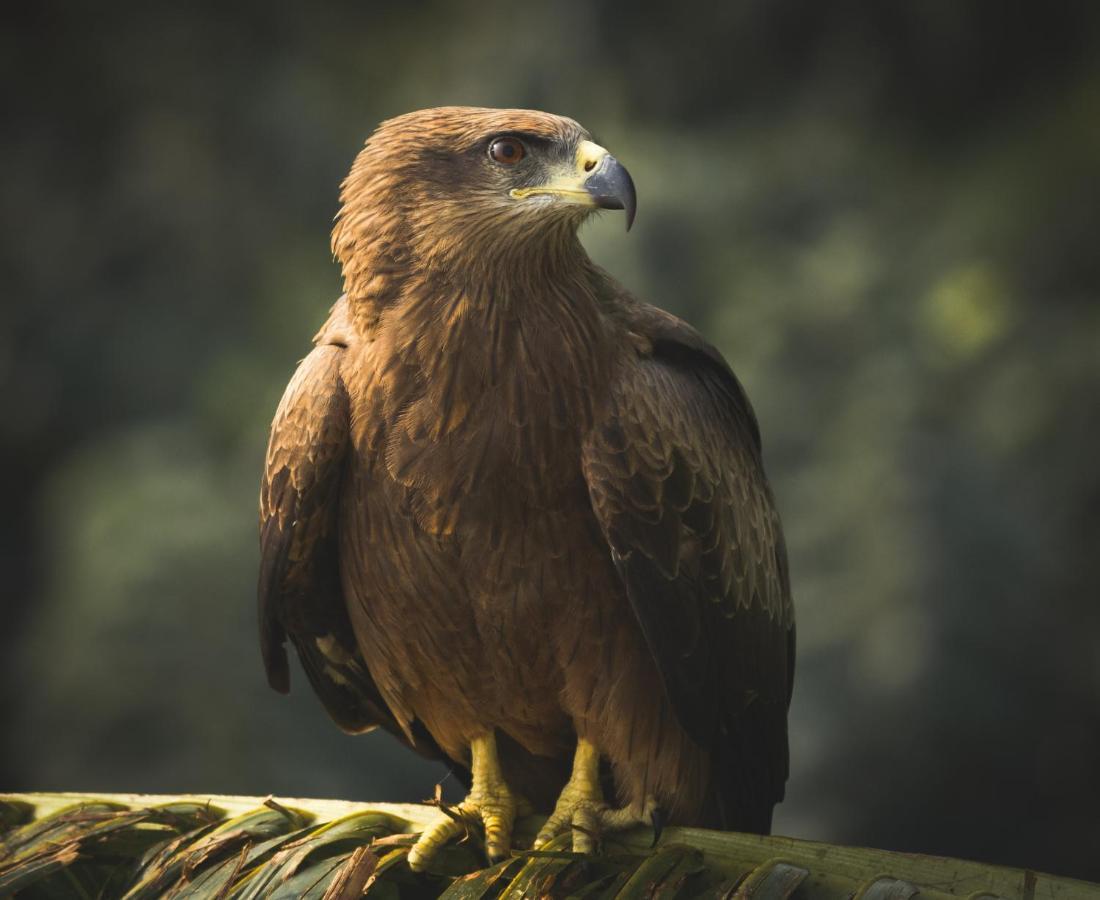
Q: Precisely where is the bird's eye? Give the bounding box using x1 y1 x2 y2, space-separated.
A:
489 138 525 165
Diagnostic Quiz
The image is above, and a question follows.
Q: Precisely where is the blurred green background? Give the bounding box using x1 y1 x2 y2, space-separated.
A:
3 0 1099 882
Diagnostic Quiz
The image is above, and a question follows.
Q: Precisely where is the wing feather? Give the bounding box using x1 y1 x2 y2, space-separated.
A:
258 309 392 734
583 305 794 832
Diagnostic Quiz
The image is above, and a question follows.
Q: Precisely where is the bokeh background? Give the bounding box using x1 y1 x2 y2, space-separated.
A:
4 0 1099 882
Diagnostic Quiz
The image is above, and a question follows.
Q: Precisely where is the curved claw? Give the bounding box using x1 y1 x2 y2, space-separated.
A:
650 805 668 848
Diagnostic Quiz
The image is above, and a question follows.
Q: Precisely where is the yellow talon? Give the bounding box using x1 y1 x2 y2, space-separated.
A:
534 737 656 854
408 733 519 871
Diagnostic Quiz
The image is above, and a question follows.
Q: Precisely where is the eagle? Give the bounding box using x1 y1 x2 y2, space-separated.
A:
259 107 794 869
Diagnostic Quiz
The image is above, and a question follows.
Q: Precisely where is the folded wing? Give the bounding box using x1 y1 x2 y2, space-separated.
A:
258 313 396 735
582 306 795 832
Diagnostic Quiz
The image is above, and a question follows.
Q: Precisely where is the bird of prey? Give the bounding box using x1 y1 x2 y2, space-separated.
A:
259 107 794 869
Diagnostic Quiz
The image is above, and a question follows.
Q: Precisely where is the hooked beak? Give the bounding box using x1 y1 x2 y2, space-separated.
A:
510 139 638 231
584 152 637 231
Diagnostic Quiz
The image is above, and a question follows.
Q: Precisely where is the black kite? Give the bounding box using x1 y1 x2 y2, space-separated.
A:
258 107 794 868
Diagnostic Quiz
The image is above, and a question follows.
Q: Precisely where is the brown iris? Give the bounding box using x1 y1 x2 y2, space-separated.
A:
489 137 525 165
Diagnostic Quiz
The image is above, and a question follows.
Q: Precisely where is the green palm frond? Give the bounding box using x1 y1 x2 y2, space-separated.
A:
1 793 1095 900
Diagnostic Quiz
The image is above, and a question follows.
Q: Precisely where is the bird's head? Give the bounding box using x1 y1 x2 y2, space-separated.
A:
332 107 636 280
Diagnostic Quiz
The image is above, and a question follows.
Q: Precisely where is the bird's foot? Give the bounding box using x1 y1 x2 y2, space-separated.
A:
535 792 659 854
408 733 522 871
533 738 658 854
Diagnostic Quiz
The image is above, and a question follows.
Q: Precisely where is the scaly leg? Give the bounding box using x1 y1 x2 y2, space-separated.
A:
407 732 520 871
534 737 658 853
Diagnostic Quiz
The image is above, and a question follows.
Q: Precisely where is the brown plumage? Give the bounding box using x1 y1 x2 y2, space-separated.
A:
259 107 794 848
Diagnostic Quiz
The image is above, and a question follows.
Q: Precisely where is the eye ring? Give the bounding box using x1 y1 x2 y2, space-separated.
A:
489 137 526 165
